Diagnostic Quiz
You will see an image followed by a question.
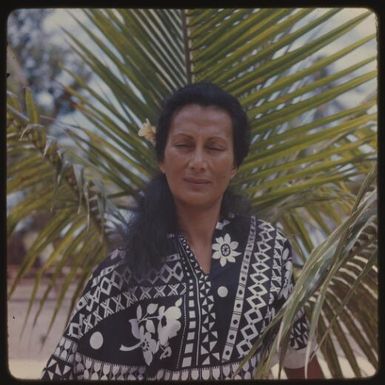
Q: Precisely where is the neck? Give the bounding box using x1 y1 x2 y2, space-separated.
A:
175 201 222 245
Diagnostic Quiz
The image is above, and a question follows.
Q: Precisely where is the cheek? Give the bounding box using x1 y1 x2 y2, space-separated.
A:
160 149 183 174
162 161 184 186
215 160 236 181
219 173 233 184
164 148 186 165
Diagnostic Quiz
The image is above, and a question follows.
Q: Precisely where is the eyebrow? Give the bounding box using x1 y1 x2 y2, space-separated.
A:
170 133 229 141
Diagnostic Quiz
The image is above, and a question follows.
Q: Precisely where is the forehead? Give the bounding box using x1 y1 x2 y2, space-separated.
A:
169 104 233 137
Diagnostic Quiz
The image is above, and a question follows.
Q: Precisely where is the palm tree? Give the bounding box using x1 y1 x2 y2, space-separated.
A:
7 8 377 378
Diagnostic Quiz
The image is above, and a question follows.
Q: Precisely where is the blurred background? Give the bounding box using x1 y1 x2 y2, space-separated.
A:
7 8 377 379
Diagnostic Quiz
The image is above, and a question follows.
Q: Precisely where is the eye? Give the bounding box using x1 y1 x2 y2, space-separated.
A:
209 147 223 151
206 139 227 152
207 146 224 152
174 143 192 149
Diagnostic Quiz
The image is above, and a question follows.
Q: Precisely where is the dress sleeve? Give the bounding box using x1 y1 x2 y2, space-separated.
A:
273 236 317 369
41 286 89 380
40 249 125 380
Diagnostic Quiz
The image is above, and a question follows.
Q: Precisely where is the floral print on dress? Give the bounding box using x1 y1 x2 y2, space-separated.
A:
212 233 241 267
120 299 182 365
140 329 159 365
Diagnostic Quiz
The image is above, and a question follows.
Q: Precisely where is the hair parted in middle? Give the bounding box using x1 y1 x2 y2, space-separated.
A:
121 82 252 278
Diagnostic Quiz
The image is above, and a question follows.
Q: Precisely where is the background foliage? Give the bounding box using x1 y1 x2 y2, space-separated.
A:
7 8 377 378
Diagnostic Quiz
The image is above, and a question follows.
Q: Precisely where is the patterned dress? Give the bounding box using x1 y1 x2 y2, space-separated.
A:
41 214 312 380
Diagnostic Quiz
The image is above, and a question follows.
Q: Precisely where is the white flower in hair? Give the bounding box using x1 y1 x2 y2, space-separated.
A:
138 118 156 145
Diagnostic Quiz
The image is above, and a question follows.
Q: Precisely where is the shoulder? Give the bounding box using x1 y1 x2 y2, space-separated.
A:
83 248 131 293
92 248 127 273
91 248 127 275
63 248 133 333
226 213 282 237
253 217 282 235
233 214 288 240
255 217 290 243
226 212 257 230
227 213 291 256
230 213 281 232
249 216 292 262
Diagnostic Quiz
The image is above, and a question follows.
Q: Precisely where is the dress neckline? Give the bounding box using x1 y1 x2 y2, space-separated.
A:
177 232 212 278
172 213 236 278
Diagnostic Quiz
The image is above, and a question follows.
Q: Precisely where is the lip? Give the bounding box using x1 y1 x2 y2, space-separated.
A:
183 177 211 184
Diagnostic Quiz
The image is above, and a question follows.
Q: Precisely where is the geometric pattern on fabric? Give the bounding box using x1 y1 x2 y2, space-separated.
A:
135 282 186 300
148 353 260 381
237 255 270 355
222 216 257 361
41 214 313 381
142 260 184 286
176 234 221 368
198 277 219 366
237 221 277 355
68 289 137 339
180 278 198 368
41 336 77 380
289 308 309 350
74 352 146 380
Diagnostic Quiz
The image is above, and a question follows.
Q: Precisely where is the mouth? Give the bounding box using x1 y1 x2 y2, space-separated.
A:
183 177 211 185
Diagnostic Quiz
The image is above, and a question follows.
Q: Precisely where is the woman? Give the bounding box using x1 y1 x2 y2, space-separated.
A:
41 83 323 380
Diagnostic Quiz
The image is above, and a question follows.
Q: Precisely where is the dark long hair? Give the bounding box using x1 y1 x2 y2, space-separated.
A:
122 82 251 277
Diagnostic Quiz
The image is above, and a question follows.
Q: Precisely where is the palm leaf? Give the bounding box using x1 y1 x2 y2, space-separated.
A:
7 8 377 377
7 89 110 335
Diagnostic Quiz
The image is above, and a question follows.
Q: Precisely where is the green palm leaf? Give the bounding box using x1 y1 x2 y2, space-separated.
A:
7 8 377 378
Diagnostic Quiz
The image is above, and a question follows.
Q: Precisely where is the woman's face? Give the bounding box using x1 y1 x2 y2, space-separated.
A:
159 104 237 211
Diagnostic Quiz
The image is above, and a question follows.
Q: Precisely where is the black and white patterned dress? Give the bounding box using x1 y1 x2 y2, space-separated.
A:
41 214 312 380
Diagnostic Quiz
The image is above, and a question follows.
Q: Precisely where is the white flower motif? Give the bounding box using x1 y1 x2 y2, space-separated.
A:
139 325 159 365
119 298 182 365
121 299 182 364
138 119 156 145
212 233 241 267
157 299 182 346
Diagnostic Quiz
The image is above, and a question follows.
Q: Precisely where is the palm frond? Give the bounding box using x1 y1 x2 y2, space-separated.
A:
7 89 110 333
7 8 377 377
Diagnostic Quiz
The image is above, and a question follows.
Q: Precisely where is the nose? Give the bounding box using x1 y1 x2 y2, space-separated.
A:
188 147 207 172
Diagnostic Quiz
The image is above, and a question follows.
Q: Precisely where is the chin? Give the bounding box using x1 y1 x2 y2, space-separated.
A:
175 193 222 210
